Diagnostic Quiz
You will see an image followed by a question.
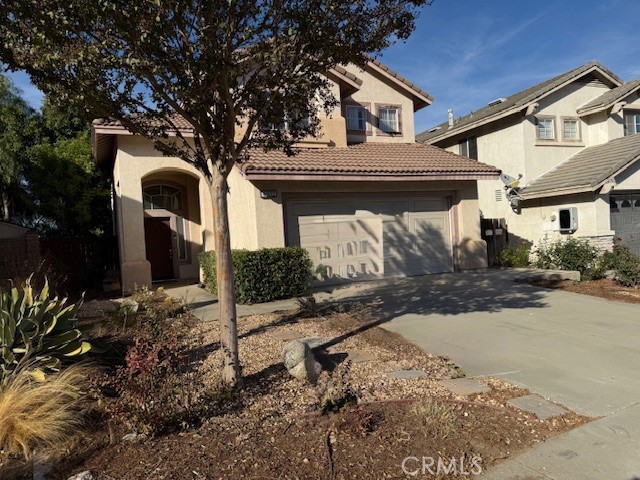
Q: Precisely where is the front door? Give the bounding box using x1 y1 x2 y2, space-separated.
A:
144 217 174 280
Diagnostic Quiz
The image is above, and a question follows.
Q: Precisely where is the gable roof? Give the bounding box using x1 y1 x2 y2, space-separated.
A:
518 134 640 200
366 59 433 110
577 78 640 116
239 142 498 181
417 61 622 144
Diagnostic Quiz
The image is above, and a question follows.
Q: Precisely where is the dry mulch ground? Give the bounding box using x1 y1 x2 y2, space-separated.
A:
525 277 640 304
1 294 591 480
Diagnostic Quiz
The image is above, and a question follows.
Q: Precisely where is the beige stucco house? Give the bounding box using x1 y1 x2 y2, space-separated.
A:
418 61 640 254
93 60 498 292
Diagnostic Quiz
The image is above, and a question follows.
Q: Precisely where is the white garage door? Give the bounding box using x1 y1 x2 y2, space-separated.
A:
286 196 453 283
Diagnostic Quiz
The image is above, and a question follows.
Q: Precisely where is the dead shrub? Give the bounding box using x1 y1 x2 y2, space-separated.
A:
0 364 92 459
412 397 456 439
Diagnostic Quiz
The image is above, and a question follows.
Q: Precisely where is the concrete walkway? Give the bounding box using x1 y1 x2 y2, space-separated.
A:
360 271 640 479
164 271 640 479
162 281 300 321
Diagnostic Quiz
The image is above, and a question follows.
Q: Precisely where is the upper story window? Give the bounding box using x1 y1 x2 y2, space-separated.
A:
377 105 401 134
536 117 555 140
143 185 183 212
624 111 640 136
562 118 581 141
345 105 367 131
459 136 478 160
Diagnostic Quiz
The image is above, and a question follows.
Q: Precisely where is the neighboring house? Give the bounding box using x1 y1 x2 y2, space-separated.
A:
92 60 498 292
417 61 640 254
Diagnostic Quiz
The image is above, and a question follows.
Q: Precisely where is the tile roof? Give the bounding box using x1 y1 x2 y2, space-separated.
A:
417 61 622 144
519 134 640 200
92 115 195 130
577 78 640 115
368 59 433 105
239 142 498 179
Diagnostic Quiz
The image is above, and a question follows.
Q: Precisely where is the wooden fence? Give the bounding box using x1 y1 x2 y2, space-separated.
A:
480 218 508 266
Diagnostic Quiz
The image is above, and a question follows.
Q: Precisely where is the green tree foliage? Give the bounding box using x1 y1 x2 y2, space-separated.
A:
27 131 111 236
0 75 40 222
0 0 431 384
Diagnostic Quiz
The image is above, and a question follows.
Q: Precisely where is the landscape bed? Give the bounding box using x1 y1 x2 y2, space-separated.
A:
1 290 590 479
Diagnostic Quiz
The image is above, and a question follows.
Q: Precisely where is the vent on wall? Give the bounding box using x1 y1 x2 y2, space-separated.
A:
495 189 503 202
577 73 607 88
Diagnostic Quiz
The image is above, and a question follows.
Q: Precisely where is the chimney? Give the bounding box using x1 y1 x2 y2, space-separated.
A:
447 109 454 128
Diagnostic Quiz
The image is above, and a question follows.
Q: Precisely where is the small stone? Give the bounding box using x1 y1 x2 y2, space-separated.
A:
122 432 138 442
67 471 94 480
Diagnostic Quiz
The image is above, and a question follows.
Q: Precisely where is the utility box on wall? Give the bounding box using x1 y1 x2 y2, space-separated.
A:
558 207 578 233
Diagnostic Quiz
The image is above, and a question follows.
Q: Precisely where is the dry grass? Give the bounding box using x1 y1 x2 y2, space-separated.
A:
412 396 456 439
0 364 92 459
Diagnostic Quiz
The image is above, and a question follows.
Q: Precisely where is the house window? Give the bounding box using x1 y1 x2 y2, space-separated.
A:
624 111 640 136
536 117 555 140
378 106 400 133
176 216 187 261
562 118 580 141
346 105 367 131
143 185 183 212
459 136 478 160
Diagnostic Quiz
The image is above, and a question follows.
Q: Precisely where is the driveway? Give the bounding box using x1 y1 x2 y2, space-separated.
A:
324 270 640 479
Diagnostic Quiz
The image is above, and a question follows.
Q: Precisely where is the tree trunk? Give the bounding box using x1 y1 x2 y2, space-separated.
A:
1 189 10 222
209 173 241 385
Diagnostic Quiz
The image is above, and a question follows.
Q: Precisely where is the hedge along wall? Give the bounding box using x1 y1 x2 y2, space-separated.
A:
198 247 313 304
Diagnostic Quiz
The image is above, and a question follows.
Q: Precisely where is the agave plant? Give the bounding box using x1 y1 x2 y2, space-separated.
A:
0 278 91 385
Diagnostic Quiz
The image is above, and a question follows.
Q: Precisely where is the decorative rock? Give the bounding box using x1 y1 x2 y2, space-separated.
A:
67 471 94 480
113 298 139 314
282 339 323 384
283 340 309 370
122 432 138 442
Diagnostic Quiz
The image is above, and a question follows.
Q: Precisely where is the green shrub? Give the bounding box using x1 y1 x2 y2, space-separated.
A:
603 243 640 287
499 242 532 267
535 237 602 280
0 278 91 385
199 247 313 304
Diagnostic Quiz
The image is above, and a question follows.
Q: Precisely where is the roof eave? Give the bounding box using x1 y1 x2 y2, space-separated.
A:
366 60 433 111
519 185 594 200
241 170 499 182
421 64 624 145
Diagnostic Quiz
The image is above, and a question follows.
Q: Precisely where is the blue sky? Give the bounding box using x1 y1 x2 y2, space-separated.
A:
380 0 640 133
6 0 640 135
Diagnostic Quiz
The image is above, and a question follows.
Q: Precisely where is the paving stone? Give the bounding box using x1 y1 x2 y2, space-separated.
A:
270 330 305 341
437 377 491 396
346 349 378 363
389 369 427 379
507 394 569 420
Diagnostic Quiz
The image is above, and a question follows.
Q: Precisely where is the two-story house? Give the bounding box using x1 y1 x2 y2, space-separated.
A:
92 60 498 291
418 61 640 254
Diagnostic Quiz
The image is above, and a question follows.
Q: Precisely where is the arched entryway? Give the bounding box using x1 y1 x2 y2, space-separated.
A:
141 171 203 281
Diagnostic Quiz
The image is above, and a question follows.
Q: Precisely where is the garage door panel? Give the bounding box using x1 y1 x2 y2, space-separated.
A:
611 194 640 256
287 196 453 284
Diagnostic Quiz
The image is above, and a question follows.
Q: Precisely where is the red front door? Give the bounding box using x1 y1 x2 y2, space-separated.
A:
144 217 174 280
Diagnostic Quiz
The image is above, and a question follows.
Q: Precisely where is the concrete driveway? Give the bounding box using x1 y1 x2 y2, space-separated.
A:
324 270 640 479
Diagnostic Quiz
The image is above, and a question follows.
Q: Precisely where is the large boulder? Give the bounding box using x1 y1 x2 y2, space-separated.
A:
282 338 325 384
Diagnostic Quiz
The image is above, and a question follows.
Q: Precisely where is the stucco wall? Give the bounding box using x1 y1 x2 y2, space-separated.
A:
341 65 416 144
114 136 214 291
513 192 612 246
